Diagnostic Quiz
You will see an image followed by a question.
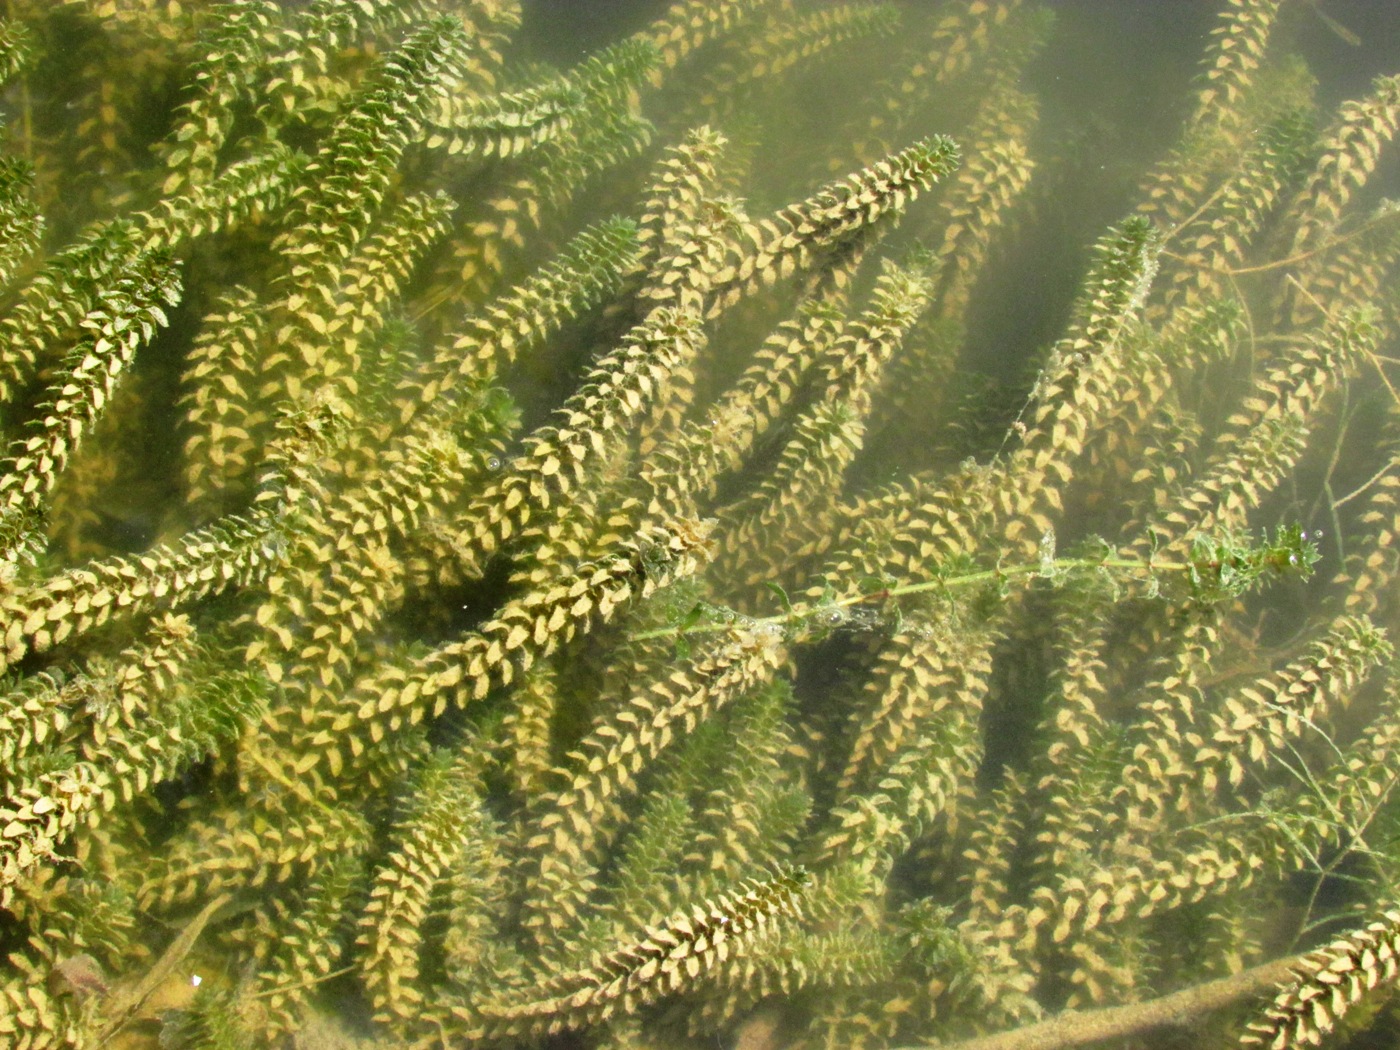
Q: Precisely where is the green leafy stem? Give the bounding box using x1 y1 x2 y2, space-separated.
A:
639 524 1321 648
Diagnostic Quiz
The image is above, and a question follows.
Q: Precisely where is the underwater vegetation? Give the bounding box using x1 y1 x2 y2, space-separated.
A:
1 0 1400 1047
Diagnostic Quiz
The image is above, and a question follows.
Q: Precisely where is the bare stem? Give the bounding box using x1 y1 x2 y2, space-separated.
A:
902 952 1306 1050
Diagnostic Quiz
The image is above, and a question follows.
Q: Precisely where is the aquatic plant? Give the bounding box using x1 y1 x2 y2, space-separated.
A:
0 1 1398 1048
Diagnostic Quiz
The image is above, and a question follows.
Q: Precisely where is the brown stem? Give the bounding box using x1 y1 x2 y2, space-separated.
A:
96 893 236 1042
901 952 1306 1050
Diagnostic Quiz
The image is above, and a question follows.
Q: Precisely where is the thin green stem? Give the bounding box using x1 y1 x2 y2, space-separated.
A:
636 553 1193 644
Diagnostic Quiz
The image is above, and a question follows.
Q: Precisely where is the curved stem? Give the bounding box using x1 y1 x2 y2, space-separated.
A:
903 952 1305 1050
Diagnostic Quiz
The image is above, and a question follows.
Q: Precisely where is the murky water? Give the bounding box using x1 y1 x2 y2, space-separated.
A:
1 3 1399 1049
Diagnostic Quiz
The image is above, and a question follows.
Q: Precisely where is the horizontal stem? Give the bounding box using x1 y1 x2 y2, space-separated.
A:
636 553 1191 643
901 951 1304 1050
